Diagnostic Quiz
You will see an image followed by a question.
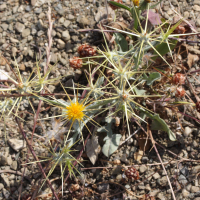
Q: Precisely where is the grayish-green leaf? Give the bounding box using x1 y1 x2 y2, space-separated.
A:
143 72 161 85
97 117 122 157
114 33 128 52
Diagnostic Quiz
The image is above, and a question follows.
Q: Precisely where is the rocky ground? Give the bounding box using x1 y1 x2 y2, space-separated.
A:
0 0 200 199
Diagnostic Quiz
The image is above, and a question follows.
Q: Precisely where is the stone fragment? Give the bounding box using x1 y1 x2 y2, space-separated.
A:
1 175 10 187
120 153 129 164
8 174 15 180
0 3 6 11
153 172 160 179
57 39 65 49
8 139 26 152
158 176 168 186
31 0 37 6
196 19 200 27
37 30 44 36
157 192 166 200
182 188 189 197
12 47 18 57
97 183 109 193
2 188 10 199
0 183 4 190
193 5 200 11
191 186 199 193
134 150 143 161
10 37 19 43
62 30 70 42
15 22 25 33
10 161 18 170
184 126 192 137
63 20 71 28
184 11 190 18
116 174 122 182
139 165 147 173
192 165 200 174
1 24 8 31
0 154 12 166
77 16 90 28
50 53 58 64
178 174 188 185
22 28 30 38
194 0 200 5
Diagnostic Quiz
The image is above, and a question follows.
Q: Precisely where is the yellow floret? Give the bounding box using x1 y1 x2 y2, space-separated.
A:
65 102 85 122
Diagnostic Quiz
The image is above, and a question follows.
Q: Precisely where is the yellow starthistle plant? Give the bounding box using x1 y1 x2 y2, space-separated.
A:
25 141 82 196
39 81 101 145
0 55 60 118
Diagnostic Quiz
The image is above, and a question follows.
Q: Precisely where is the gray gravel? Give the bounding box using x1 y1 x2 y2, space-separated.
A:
0 0 200 199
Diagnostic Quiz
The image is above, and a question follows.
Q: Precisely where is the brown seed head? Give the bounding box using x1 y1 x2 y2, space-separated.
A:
69 57 83 69
125 166 139 180
175 86 185 97
172 73 186 85
78 44 96 57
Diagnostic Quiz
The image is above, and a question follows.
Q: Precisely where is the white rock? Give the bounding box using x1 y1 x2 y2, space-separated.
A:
0 183 4 190
153 172 160 179
0 4 6 11
194 0 200 5
0 70 8 80
182 189 189 197
193 5 200 11
1 175 10 187
22 28 30 38
139 165 147 173
191 186 200 193
0 154 12 166
12 47 18 57
63 20 71 28
62 30 70 41
8 139 26 152
184 126 192 137
10 37 19 43
2 188 10 199
15 22 25 33
57 39 65 49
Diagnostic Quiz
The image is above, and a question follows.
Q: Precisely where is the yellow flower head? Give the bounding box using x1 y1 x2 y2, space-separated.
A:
132 0 140 6
65 102 85 122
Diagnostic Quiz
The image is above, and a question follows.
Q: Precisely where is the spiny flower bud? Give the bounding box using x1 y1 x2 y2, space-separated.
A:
78 44 97 57
108 0 123 10
175 86 185 97
132 0 140 6
69 57 83 69
125 166 139 180
172 73 186 85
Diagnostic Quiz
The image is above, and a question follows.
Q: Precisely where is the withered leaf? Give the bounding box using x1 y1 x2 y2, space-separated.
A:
86 135 101 165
